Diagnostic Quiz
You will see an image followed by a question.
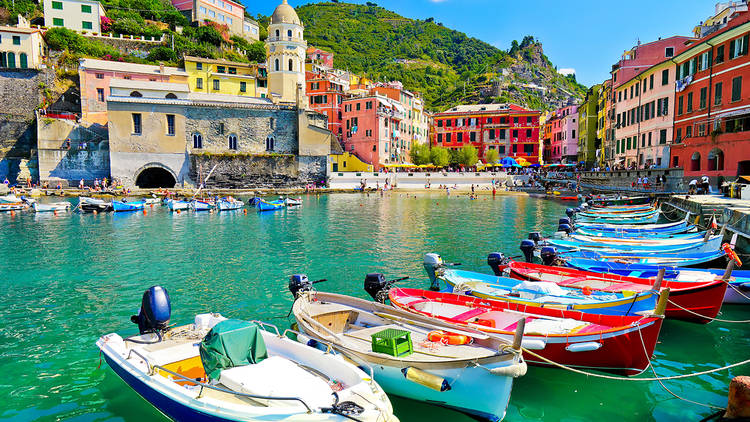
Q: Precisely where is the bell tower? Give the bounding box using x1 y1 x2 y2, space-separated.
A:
266 0 307 105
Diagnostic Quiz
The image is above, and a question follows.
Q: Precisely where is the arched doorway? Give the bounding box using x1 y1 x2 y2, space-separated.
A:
708 148 724 171
691 151 701 172
135 166 176 188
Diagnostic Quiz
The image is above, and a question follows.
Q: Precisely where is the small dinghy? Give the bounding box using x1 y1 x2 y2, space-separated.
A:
217 197 245 211
33 202 71 212
166 199 190 211
0 203 25 212
284 197 302 206
79 197 113 213
190 199 214 211
290 276 526 422
112 200 145 212
257 199 284 212
0 194 22 203
389 287 667 376
97 286 398 422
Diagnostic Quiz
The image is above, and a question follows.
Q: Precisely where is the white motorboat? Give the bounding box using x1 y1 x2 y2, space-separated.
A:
166 199 190 211
33 202 71 212
217 198 245 211
79 197 113 212
284 197 302 206
97 287 398 422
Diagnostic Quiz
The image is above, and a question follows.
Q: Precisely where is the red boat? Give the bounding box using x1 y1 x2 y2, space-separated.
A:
389 287 667 376
507 261 728 324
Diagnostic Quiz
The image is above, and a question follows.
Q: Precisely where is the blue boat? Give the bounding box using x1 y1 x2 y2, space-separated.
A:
257 199 284 212
565 257 750 304
573 219 694 233
574 227 701 238
565 249 727 267
574 210 660 225
545 234 723 254
112 200 145 212
435 268 659 316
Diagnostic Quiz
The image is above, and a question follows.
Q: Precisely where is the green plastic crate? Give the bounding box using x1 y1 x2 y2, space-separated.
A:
371 328 413 357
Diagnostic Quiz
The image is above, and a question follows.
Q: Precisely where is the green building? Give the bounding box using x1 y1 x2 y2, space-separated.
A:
577 84 600 167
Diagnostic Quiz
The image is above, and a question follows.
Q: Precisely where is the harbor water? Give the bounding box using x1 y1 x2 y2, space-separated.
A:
1 193 747 421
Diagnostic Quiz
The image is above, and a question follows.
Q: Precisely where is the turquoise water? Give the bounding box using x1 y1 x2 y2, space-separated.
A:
0 193 747 421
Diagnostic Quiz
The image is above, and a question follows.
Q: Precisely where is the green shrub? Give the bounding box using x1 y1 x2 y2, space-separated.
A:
147 46 177 62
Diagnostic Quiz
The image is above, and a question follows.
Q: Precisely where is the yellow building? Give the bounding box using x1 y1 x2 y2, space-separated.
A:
596 80 611 166
184 55 259 97
0 18 46 69
330 151 373 172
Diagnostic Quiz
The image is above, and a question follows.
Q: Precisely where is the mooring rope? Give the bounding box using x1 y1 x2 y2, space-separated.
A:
666 299 750 323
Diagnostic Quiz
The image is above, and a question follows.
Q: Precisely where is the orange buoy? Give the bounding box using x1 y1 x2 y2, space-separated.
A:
54 210 58 216
10 210 15 216
243 209 247 215
176 209 180 214
582 286 592 296
427 330 472 345
143 209 147 215
150 204 154 208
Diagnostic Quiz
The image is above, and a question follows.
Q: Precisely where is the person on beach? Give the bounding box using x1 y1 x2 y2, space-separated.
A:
3 177 8 186
701 175 710 194
688 179 698 195
79 179 84 189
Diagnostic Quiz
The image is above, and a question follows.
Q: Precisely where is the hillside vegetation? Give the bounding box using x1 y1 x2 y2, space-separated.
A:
297 2 586 111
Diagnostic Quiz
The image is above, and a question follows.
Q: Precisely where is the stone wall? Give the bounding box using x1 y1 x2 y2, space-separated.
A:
190 153 301 189
84 36 166 58
37 116 110 182
578 168 686 192
298 155 327 184
185 106 298 155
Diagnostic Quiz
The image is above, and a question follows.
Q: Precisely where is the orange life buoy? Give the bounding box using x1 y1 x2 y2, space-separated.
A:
582 286 592 296
722 243 743 267
427 330 472 345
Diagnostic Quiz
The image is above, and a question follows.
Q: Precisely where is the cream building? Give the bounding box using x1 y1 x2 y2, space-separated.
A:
43 0 106 33
265 0 307 105
0 17 46 69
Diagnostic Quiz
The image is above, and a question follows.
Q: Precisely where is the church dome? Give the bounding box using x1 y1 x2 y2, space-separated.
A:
271 0 301 25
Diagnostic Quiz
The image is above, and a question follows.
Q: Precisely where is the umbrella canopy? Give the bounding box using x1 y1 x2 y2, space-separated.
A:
500 156 518 166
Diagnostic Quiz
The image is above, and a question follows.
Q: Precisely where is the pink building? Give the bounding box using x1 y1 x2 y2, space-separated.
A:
171 0 246 36
610 36 695 167
78 58 188 125
548 114 563 162
306 47 334 68
341 94 405 170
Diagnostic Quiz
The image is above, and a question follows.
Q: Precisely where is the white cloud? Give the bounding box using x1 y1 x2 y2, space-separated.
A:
558 68 576 76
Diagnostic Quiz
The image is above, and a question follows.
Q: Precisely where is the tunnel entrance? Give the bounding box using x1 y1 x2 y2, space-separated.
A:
135 167 176 188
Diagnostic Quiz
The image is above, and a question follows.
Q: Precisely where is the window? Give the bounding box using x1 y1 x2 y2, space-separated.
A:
678 95 684 115
95 73 104 79
356 103 360 111
499 129 506 139
52 1 62 9
699 87 708 109
199 6 206 14
240 81 246 92
82 21 92 30
526 129 532 138
213 79 220 90
699 51 710 71
437 120 443 127
53 18 64 26
165 93 177 99
648 132 652 146
662 97 669 116
619 91 622 102
457 132 463 143
227 134 238 150
196 62 203 70
513 117 518 124
196 77 203 90
715 82 723 105
287 29 292 37
732 76 742 102
716 45 725 64
132 114 142 135
649 73 654 90
288 59 293 71
665 47 674 57
274 59 279 72
686 125 692 138
572 129 576 139
660 129 667 144
524 144 534 154
217 66 225 73
166 114 175 136
366 101 372 110
96 88 104 102
192 133 202 149
730 35 749 59
12 36 20 45
698 123 706 137
675 128 682 143
437 133 443 143
226 17 232 25
81 4 91 12
687 92 693 112
661 69 669 85
208 10 215 17
512 129 518 138
470 132 476 142
129 91 142 97
446 133 451 143
526 116 532 124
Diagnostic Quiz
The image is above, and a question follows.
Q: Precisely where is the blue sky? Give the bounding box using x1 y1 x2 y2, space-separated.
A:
249 0 713 87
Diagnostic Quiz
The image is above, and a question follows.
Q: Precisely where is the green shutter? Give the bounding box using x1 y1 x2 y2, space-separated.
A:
82 21 92 30
53 17 64 26
19 53 27 69
730 40 736 59
81 4 91 12
743 35 749 56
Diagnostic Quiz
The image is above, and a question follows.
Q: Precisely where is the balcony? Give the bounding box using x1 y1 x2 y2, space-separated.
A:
266 36 305 43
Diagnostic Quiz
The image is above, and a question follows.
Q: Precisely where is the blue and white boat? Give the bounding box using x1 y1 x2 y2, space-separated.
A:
565 257 750 304
97 305 397 422
434 268 658 316
217 198 244 211
293 290 526 422
573 219 694 233
544 234 723 254
256 199 284 212
574 226 700 238
112 200 145 212
574 210 660 225
166 199 190 211
190 199 214 211
565 249 727 267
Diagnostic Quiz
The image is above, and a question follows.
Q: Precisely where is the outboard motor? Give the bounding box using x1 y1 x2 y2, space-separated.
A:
565 207 575 218
364 273 389 303
487 252 508 276
423 253 444 291
131 286 171 335
540 247 558 266
288 274 313 298
574 207 582 213
557 223 572 235
520 239 535 263
558 218 571 226
528 232 542 245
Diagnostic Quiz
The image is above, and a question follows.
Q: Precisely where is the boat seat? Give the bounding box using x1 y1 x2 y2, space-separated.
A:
219 356 335 409
448 308 487 323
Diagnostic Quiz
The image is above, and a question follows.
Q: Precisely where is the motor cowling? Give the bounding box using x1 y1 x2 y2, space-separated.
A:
528 232 542 244
423 253 444 291
487 252 508 276
557 223 572 235
540 247 558 266
558 218 571 226
574 207 582 213
520 239 535 263
566 208 575 218
288 274 313 298
131 286 171 335
364 273 389 303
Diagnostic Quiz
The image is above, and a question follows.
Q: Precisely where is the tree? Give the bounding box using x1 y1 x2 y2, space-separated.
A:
147 46 177 62
485 148 499 164
409 143 431 165
430 147 450 167
457 145 478 167
246 41 266 63
196 25 223 46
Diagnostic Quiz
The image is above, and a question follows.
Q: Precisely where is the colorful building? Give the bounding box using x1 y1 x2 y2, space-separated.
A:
171 0 246 37
540 111 553 164
265 0 307 105
671 11 750 179
694 1 748 38
306 67 346 139
578 84 600 166
184 55 260 98
78 58 188 125
341 94 405 170
430 103 541 165
558 104 579 163
330 151 373 172
596 80 612 167
306 47 334 68
43 0 106 33
0 18 46 69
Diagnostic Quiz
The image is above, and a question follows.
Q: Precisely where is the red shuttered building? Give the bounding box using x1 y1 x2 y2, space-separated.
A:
430 104 541 164
671 12 750 179
306 70 345 140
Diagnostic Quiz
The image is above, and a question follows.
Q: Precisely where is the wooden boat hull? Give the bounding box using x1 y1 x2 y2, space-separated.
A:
508 262 727 324
167 200 190 211
33 202 70 212
217 200 244 211
390 288 664 376
588 196 651 206
0 203 25 211
566 249 727 267
190 200 214 211
112 201 145 212
574 211 660 225
257 200 283 212
545 235 723 254
573 220 693 233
